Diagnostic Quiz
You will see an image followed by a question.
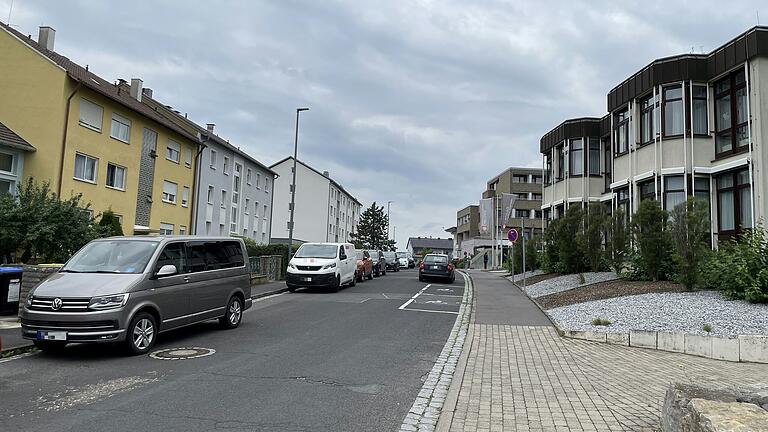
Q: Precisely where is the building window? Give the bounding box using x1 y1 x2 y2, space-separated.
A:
256 172 261 188
182 186 190 207
694 177 710 207
512 174 527 183
545 155 552 184
210 149 217 169
105 163 126 190
254 201 259 217
640 93 658 144
235 163 241 174
231 207 238 233
0 179 13 195
639 179 656 202
179 225 187 235
0 152 14 174
221 190 227 208
223 156 230 175
159 223 174 235
556 145 564 179
184 148 192 168
616 187 630 220
207 185 214 204
716 168 752 236
162 180 177 204
265 177 270 192
244 198 250 214
110 113 131 143
570 138 583 176
263 204 268 220
532 174 542 184
79 98 103 131
166 140 180 163
603 137 611 191
663 86 684 137
246 168 252 185
715 70 748 157
517 209 530 218
233 173 241 204
614 109 629 155
588 138 600 175
532 193 542 200
664 176 685 211
692 84 708 135
74 153 97 183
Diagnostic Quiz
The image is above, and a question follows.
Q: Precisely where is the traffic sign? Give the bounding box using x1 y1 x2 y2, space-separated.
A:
507 229 518 244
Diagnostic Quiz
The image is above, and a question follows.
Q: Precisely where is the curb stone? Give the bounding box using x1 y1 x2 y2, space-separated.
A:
399 271 473 432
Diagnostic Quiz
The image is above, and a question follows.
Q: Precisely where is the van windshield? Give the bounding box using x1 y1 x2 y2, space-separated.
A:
294 244 338 259
396 252 407 258
62 240 159 274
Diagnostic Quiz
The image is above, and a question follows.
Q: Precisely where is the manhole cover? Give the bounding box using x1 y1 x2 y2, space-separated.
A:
149 347 216 360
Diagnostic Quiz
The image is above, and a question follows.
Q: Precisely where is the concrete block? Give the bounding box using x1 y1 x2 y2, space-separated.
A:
710 336 740 362
739 335 768 364
565 330 606 343
629 330 657 349
657 331 685 353
606 332 629 346
685 334 712 358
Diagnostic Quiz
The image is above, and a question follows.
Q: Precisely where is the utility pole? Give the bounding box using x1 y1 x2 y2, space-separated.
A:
287 107 309 259
387 201 393 247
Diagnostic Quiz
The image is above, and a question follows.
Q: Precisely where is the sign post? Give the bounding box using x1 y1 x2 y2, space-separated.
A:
507 229 518 279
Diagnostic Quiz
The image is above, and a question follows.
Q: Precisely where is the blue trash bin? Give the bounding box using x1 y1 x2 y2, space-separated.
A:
0 267 23 315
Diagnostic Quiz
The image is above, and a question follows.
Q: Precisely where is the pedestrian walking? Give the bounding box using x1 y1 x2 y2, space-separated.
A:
483 252 488 270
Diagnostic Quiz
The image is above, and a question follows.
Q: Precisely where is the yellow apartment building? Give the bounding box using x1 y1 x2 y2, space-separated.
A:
0 23 199 235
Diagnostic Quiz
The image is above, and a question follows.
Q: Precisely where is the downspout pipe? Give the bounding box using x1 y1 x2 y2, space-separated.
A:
190 135 208 234
57 81 83 198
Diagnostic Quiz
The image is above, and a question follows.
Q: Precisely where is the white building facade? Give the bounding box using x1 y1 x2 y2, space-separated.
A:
270 157 361 244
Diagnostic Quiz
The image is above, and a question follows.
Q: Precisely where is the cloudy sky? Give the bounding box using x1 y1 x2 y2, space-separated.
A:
3 0 766 248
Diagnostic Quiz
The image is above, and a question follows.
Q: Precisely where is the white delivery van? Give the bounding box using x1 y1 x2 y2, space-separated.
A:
286 243 357 292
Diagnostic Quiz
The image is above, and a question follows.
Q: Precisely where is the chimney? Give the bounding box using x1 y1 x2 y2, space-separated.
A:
142 87 153 98
38 26 55 51
206 123 215 133
130 78 143 102
322 171 329 177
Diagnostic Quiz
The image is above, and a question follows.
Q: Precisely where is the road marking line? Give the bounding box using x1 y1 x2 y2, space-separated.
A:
0 351 38 363
253 292 287 302
420 293 464 298
381 293 390 299
400 308 459 315
398 284 431 310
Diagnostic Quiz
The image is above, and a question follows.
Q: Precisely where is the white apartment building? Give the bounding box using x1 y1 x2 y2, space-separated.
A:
542 26 768 245
270 157 361 244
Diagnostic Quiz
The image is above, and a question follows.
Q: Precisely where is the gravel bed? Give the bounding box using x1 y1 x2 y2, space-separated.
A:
508 269 544 283
548 290 768 336
523 272 619 298
536 279 687 310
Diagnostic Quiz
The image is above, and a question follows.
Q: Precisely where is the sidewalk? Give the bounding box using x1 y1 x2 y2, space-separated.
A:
251 280 289 299
439 271 768 432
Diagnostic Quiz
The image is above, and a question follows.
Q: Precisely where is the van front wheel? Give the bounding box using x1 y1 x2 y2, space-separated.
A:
220 296 244 329
125 312 157 355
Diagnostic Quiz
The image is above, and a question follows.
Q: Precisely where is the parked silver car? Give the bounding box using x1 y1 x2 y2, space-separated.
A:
20 236 252 355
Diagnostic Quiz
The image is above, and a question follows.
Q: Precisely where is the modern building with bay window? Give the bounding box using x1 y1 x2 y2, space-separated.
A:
541 26 768 244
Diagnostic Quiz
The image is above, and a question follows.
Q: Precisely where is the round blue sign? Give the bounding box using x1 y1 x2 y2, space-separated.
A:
507 229 518 243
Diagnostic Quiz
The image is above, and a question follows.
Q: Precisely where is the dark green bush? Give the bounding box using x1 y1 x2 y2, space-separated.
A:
669 198 711 290
559 205 586 274
701 226 768 303
540 218 562 273
631 200 673 281
579 203 606 272
241 238 290 279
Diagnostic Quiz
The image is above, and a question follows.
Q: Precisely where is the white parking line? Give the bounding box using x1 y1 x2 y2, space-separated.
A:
402 308 458 315
398 284 431 310
420 293 463 298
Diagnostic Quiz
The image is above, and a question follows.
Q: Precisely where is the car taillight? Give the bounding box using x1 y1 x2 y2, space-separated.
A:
419 263 425 270
448 264 453 271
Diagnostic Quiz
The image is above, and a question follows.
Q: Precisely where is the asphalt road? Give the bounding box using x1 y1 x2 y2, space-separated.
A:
0 269 464 432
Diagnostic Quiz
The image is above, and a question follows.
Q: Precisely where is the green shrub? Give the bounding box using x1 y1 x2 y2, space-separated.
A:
701 226 768 303
605 208 629 274
631 200 673 281
579 203 606 272
559 205 586 274
541 218 562 273
524 235 539 272
241 238 291 279
591 317 612 326
669 198 711 290
98 209 124 237
703 323 712 333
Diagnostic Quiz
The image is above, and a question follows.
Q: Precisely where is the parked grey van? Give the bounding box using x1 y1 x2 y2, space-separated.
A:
20 236 252 355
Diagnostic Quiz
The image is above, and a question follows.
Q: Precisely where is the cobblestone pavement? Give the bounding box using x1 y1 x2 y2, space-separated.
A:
448 325 768 432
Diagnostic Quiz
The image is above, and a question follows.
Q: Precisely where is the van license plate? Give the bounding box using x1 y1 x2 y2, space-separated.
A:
432 266 439 270
303 277 312 282
37 330 67 341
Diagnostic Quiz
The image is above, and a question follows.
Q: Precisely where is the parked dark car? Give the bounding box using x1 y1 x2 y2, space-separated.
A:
383 251 400 272
418 253 455 283
367 250 386 277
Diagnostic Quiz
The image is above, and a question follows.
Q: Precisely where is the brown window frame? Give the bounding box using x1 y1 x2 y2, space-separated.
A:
715 168 751 238
662 85 684 138
556 145 564 181
588 137 600 176
569 138 584 177
603 137 612 192
663 176 685 211
714 70 748 159
638 179 656 202
544 154 552 185
613 109 629 156
691 84 709 136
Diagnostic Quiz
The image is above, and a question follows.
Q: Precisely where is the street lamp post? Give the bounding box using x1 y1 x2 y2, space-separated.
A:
387 200 393 249
287 107 309 260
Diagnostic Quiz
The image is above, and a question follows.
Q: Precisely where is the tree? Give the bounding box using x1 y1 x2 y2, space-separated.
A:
541 218 562 273
349 202 393 250
605 208 630 274
632 199 673 281
669 198 711 290
559 205 585 273
578 203 606 272
0 178 107 263
99 209 124 237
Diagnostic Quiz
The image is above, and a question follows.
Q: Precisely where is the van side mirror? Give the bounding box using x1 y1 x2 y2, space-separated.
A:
155 264 178 278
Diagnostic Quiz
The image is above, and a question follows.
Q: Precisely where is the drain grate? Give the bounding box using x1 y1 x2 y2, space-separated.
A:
149 347 216 360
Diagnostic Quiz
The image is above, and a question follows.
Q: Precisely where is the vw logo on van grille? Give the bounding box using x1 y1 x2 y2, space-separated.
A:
51 298 63 311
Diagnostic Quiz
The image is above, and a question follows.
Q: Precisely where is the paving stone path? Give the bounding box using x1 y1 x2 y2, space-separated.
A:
448 324 768 431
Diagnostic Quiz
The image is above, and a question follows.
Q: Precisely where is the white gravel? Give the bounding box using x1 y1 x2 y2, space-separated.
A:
508 269 544 283
522 272 618 298
548 290 768 336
